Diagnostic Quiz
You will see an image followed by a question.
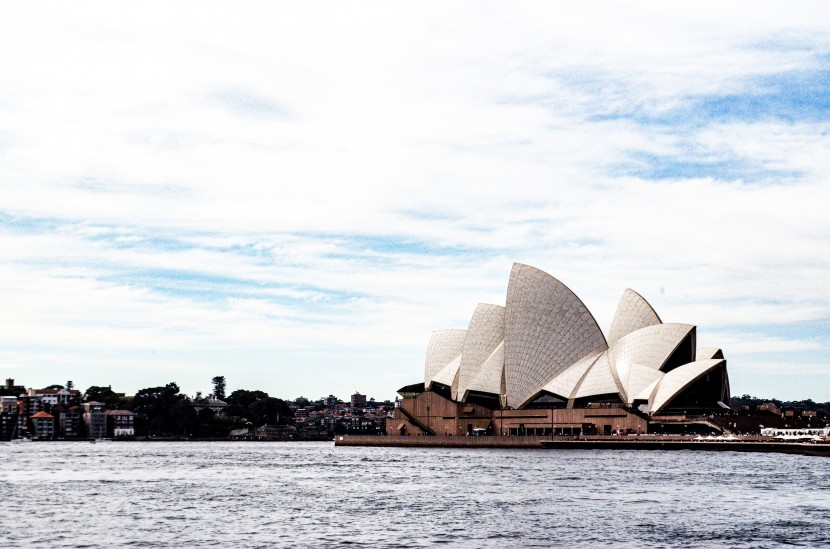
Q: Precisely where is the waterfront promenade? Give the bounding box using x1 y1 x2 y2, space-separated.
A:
335 434 830 456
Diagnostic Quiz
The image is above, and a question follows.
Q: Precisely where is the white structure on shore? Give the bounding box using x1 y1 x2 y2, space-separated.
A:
424 263 730 413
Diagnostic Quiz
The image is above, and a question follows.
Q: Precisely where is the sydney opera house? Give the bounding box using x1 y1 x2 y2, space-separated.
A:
388 263 730 437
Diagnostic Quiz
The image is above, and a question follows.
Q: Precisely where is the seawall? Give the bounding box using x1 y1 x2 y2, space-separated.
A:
336 435 550 448
335 435 830 456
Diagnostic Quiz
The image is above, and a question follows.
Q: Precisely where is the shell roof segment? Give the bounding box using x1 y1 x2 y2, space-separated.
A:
625 362 665 404
504 263 607 408
457 304 505 401
424 329 466 390
608 323 695 404
433 354 463 391
462 341 505 399
572 350 618 399
633 376 662 402
541 347 604 400
607 289 662 346
696 348 724 360
648 359 727 413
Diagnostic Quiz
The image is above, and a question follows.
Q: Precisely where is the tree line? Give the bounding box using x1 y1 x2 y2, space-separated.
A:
730 394 830 414
17 377 294 439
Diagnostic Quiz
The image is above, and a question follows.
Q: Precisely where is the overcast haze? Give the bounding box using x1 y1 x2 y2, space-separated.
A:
1 1 829 402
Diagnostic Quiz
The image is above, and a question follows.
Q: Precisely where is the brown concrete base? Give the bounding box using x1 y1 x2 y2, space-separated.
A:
336 435 550 448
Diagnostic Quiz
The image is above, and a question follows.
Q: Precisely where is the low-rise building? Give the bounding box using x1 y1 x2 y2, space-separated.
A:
83 402 107 439
31 411 55 440
255 424 296 440
0 412 19 440
229 427 254 440
34 388 82 407
19 394 44 418
294 408 309 422
350 392 367 408
192 397 227 417
1 378 26 397
758 402 781 415
59 408 82 438
107 410 135 437
0 395 18 414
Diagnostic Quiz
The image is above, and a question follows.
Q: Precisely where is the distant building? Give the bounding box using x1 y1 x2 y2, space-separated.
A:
0 395 18 415
19 394 44 418
758 403 781 415
32 388 81 407
0 411 20 440
350 392 367 408
59 408 82 438
229 427 254 440
83 402 107 439
31 411 55 440
192 397 227 417
107 410 135 437
782 404 804 418
1 378 26 397
324 395 338 409
255 424 296 440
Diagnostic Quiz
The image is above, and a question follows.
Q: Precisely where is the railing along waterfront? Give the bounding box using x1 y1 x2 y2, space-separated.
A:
335 435 558 448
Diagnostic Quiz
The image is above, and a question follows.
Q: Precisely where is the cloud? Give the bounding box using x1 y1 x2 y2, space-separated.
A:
0 2 829 400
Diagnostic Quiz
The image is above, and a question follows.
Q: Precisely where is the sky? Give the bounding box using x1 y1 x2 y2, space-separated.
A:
1 1 829 403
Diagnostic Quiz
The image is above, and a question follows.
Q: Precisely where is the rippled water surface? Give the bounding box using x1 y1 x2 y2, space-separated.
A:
1 441 828 547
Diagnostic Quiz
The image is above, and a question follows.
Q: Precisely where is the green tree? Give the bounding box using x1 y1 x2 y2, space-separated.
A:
249 397 293 425
133 382 194 437
211 376 226 400
226 389 268 408
84 386 128 409
225 389 293 426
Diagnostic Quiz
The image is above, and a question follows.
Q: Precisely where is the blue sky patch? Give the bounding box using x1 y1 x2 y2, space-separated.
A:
573 64 830 128
0 211 63 233
214 88 290 119
611 151 803 182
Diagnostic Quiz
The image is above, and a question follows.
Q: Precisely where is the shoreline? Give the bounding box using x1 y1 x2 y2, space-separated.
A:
335 435 830 456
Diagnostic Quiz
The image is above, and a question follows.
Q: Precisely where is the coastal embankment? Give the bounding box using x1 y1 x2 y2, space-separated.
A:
335 435 830 456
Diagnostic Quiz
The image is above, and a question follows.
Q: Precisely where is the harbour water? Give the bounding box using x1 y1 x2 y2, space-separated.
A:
1 441 828 548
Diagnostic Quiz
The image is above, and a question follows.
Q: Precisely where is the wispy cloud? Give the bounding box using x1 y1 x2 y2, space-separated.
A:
0 2 828 400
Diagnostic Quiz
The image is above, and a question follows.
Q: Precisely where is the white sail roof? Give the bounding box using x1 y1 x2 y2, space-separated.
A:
633 376 662 402
696 348 724 360
609 323 695 403
540 347 604 400
415 264 729 413
572 351 618 399
504 263 607 408
462 341 504 399
649 359 726 413
607 288 662 346
432 354 463 389
424 329 466 390
457 304 505 401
